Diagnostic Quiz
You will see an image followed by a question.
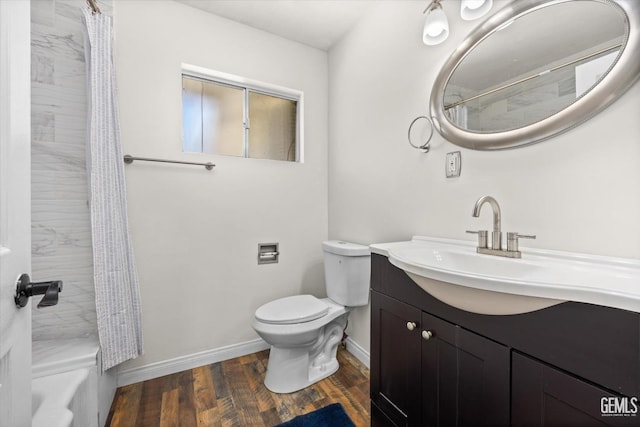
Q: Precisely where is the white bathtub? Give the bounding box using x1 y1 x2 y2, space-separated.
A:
32 338 116 427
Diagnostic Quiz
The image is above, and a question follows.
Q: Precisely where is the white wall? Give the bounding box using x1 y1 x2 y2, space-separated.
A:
114 0 328 370
329 1 640 353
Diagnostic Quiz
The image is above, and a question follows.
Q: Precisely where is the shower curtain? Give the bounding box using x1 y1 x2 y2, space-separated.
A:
83 7 143 371
446 104 468 128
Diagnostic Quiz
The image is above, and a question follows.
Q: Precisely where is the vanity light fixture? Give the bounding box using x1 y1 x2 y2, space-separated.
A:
460 0 493 21
423 0 449 45
423 0 493 45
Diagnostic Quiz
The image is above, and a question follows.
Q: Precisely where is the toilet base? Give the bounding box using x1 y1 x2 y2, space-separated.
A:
263 316 346 394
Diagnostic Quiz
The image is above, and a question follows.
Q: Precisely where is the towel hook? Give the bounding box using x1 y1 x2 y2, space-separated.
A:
408 115 434 153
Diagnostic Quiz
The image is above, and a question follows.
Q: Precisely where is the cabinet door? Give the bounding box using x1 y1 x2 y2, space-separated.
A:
371 291 422 426
421 312 510 427
512 352 638 427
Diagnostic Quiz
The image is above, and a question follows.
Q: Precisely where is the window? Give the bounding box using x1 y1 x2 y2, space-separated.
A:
182 65 302 162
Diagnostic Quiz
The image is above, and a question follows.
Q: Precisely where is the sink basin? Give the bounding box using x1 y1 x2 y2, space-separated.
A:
371 236 640 315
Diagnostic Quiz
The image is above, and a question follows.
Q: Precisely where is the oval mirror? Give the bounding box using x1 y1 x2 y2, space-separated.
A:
430 0 640 150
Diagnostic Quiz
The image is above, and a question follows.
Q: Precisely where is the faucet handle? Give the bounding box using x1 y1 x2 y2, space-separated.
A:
507 232 536 252
466 230 488 248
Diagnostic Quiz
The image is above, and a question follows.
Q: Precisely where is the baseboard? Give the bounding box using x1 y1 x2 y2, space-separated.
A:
116 338 270 387
117 337 368 387
345 337 370 369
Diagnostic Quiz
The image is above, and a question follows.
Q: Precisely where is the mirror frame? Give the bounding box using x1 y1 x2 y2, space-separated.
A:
430 0 640 150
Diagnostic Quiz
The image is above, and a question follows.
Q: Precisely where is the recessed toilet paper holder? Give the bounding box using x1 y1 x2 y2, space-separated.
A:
258 243 279 264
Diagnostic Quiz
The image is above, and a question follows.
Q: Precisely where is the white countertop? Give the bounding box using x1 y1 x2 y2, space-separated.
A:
371 236 640 314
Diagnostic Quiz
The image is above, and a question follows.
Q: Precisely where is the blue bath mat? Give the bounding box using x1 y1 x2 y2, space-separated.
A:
276 403 355 427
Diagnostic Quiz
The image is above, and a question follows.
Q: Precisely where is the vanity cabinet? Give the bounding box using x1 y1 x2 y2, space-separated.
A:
370 254 640 427
371 291 509 427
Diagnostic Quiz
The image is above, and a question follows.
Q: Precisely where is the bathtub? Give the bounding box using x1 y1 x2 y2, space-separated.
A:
32 338 116 427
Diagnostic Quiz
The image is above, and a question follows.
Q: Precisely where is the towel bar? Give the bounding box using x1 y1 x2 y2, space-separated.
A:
123 155 215 170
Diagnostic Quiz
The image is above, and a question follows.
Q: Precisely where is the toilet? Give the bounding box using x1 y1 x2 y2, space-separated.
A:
252 240 371 393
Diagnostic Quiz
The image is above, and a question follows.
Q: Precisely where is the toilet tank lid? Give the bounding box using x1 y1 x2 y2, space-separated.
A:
322 240 370 256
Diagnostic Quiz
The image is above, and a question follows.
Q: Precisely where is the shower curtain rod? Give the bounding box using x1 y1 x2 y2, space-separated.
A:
444 43 623 110
123 155 215 171
87 0 101 14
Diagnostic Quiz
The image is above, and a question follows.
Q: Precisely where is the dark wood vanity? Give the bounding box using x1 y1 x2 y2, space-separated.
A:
370 254 640 427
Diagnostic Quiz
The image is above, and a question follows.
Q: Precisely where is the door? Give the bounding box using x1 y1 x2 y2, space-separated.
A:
512 352 637 427
370 291 422 426
0 1 32 425
421 312 510 427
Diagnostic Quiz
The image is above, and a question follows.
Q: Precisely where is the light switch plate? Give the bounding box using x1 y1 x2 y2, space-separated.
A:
446 151 461 178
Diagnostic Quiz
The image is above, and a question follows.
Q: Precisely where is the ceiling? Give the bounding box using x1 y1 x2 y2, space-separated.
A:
174 0 377 51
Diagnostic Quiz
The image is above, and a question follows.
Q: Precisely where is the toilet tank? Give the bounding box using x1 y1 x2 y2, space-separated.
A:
322 241 371 307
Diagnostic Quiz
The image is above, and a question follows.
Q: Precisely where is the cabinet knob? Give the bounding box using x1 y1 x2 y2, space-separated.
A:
406 321 417 331
422 330 433 340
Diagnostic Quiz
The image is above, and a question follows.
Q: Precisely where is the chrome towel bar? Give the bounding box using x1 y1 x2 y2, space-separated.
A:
123 155 215 170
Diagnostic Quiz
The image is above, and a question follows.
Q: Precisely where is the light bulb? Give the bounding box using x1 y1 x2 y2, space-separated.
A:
423 6 449 45
460 0 493 20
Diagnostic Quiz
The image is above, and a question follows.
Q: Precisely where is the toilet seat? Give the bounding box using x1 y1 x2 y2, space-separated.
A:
255 295 329 325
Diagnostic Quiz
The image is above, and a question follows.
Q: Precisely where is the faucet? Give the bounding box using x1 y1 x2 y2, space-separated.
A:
472 195 502 250
467 195 536 258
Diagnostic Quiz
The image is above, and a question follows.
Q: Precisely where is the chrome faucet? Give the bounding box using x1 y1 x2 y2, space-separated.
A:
467 195 536 258
472 195 502 250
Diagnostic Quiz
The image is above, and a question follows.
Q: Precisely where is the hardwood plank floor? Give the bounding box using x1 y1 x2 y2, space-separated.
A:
106 347 370 426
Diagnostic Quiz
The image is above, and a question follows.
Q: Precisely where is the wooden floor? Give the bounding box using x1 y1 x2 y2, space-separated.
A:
106 347 370 427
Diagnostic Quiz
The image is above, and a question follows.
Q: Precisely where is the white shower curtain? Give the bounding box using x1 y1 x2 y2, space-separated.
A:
83 8 143 371
446 104 468 128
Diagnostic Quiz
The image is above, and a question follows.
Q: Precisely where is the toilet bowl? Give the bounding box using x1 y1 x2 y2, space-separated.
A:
252 241 371 394
252 296 349 393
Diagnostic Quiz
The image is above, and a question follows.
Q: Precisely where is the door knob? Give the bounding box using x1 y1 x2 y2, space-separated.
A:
422 330 433 340
406 321 417 331
14 273 63 309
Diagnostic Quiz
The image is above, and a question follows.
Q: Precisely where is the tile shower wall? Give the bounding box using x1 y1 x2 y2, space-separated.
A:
30 0 111 341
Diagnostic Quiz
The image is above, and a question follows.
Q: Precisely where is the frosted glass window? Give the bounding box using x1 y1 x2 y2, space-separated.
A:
182 71 301 162
182 77 244 157
248 92 297 161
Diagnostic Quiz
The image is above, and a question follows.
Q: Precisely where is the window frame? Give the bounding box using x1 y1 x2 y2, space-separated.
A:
181 63 304 163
